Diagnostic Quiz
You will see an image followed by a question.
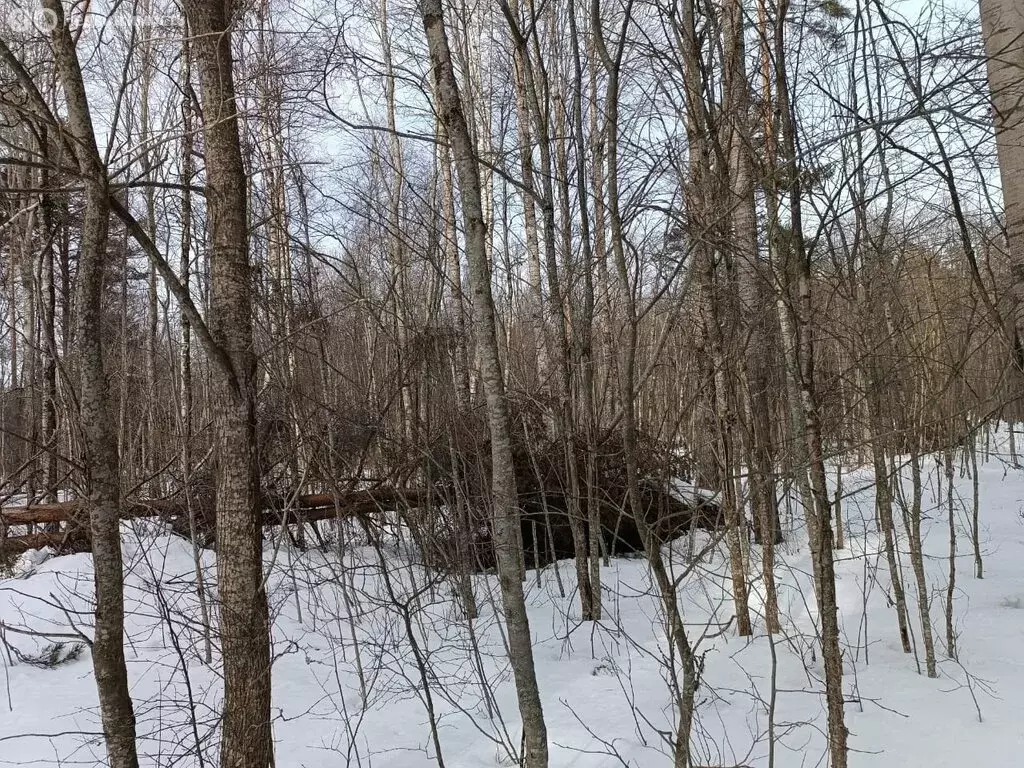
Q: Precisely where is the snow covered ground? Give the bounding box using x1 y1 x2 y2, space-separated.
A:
2 440 1023 767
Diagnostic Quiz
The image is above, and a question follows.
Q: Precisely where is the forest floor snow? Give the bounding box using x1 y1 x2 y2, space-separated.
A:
2 447 1024 767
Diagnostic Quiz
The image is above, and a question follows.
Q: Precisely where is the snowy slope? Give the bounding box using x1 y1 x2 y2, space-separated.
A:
1 444 1023 767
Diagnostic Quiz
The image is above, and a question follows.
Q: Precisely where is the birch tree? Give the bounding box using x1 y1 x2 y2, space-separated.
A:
420 2 549 765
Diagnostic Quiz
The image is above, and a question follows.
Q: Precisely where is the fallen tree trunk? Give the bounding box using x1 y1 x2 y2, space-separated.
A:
1 489 425 527
0 488 427 556
1 499 188 526
0 532 89 556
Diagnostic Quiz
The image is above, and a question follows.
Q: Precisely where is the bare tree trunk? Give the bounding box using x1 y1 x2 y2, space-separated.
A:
968 427 983 579
379 0 416 447
834 461 845 551
506 1 547 389
438 132 471 402
944 448 958 660
760 0 848 760
701 259 753 637
182 0 273 765
38 137 60 512
979 0 1024 364
41 2 139 764
436 123 477 619
548 2 599 621
724 0 781 561
420 4 549 765
17 192 39 509
566 0 603 618
139 9 160 496
500 0 595 620
179 28 213 662
868 419 912 653
594 4 697 763
904 449 937 677
789 290 850 768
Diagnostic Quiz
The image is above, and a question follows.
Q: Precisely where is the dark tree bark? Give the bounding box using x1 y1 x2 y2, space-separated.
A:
181 0 273 765
40 1 140 765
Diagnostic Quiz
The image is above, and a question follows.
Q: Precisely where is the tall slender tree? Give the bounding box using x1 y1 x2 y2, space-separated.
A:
182 0 273 765
420 2 549 765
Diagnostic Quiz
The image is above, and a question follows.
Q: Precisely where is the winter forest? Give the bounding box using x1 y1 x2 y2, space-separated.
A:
1 0 1023 765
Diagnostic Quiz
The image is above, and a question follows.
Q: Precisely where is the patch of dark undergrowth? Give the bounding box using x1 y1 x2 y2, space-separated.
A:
409 403 722 573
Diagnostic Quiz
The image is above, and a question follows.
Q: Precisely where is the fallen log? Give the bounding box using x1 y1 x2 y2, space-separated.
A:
0 499 188 526
0 489 426 528
0 488 428 556
0 531 89 557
